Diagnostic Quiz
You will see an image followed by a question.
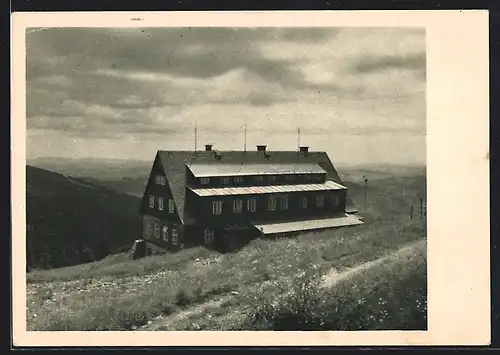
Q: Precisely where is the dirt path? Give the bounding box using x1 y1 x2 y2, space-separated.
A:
320 238 425 289
139 296 234 331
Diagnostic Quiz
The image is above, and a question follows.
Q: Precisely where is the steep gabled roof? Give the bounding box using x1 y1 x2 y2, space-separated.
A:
157 150 358 224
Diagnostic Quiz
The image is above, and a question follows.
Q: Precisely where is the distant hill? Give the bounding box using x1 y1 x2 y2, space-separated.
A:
26 165 142 270
27 157 151 180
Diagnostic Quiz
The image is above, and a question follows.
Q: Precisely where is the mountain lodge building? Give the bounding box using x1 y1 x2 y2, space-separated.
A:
139 144 363 252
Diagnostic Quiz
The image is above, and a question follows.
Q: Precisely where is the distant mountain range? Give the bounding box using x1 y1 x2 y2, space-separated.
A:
26 165 142 270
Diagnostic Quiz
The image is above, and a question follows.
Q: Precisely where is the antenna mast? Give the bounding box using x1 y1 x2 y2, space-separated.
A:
244 124 247 153
297 127 301 151
194 121 198 152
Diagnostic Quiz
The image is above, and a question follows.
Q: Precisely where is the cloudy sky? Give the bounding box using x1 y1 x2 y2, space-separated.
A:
26 27 426 166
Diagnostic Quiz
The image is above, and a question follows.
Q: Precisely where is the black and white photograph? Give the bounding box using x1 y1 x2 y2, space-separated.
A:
24 25 428 332
12 10 490 347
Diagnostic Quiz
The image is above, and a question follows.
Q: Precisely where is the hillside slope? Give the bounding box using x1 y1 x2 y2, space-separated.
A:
27 170 427 331
26 165 142 270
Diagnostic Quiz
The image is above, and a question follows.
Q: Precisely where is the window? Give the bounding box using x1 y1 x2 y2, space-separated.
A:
233 200 243 213
280 195 289 210
204 228 215 245
149 195 155 208
213 201 223 215
168 199 175 213
268 175 277 182
158 197 164 211
155 175 166 185
222 177 231 185
154 223 160 239
306 174 313 182
200 177 210 185
171 228 178 245
146 220 152 237
234 176 243 184
331 194 340 207
316 195 324 207
162 226 169 242
247 198 257 212
254 175 264 182
300 196 308 209
268 196 277 211
285 175 294 182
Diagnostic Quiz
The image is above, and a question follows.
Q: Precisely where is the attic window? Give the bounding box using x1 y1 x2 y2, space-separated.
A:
155 175 166 185
158 197 164 211
200 177 210 185
168 199 175 213
149 195 155 208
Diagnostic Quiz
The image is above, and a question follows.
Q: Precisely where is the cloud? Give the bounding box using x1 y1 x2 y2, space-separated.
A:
351 53 426 74
25 27 426 165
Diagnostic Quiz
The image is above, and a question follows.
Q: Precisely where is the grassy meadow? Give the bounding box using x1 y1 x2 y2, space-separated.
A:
26 164 427 331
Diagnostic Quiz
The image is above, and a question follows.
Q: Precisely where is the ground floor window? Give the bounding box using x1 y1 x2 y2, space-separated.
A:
279 195 289 210
204 228 215 245
316 195 324 207
233 200 243 213
154 222 161 239
300 196 308 209
332 194 340 207
162 226 169 242
247 198 257 212
213 201 223 215
268 196 277 211
172 228 179 245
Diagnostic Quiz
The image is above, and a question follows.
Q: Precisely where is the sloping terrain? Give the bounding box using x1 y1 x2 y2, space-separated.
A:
26 168 427 331
26 165 142 270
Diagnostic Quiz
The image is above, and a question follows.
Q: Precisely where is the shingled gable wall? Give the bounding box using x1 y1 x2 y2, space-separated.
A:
139 153 185 251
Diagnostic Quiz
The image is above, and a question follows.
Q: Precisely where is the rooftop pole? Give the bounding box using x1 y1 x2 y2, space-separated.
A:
297 127 301 152
194 120 198 152
244 124 247 153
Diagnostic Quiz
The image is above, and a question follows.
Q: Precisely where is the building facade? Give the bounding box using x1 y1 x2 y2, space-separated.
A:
139 144 362 252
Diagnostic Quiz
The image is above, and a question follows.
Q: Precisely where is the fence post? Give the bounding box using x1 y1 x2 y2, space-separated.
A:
363 176 368 211
420 197 423 219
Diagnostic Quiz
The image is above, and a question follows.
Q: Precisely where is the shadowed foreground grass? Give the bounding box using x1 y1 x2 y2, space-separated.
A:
242 239 427 331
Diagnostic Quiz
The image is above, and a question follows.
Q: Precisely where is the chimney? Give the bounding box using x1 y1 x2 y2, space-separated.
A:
257 145 267 152
205 144 213 151
299 146 309 156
